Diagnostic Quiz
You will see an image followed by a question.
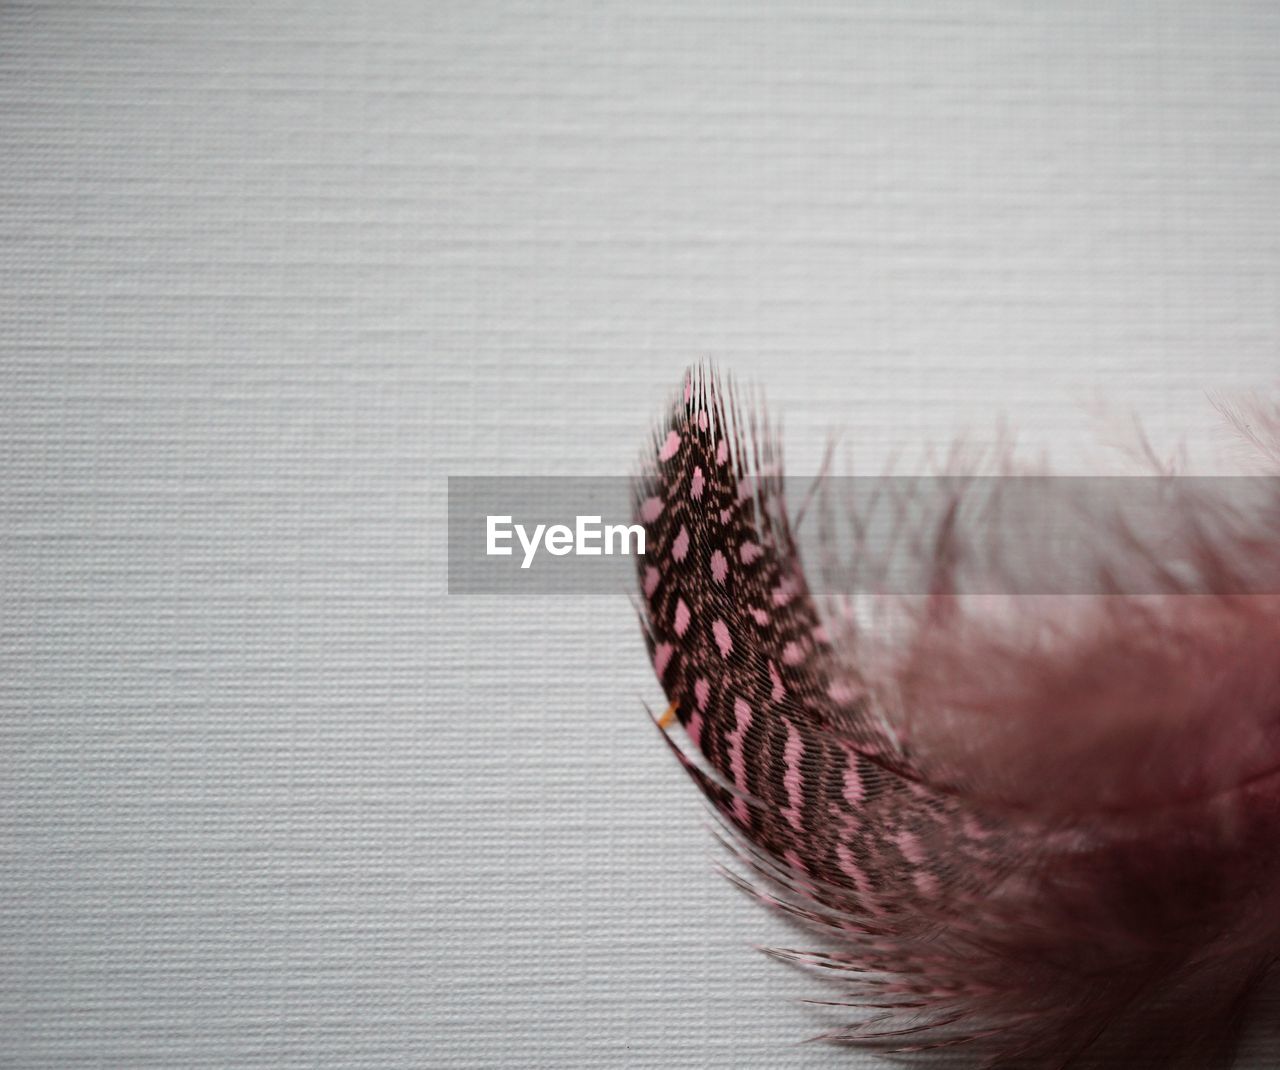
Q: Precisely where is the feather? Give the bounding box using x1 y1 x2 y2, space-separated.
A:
634 366 1280 1068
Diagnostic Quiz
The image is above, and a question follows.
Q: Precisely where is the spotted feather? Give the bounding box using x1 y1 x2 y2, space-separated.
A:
634 366 1280 1068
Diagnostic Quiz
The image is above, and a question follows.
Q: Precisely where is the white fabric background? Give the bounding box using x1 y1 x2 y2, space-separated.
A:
3 2 1279 1067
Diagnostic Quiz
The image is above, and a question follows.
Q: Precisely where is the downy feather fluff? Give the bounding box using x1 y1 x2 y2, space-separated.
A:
634 367 1280 1068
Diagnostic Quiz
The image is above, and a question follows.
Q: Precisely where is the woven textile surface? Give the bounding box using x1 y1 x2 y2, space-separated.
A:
3 2 1280 1066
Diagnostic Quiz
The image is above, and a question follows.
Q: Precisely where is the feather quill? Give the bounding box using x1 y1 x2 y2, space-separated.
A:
634 367 1280 1067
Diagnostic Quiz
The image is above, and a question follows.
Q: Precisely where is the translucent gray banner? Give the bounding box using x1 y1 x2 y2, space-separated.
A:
447 476 1280 595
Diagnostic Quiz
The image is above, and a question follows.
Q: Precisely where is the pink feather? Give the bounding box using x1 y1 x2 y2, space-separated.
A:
635 366 1280 1067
